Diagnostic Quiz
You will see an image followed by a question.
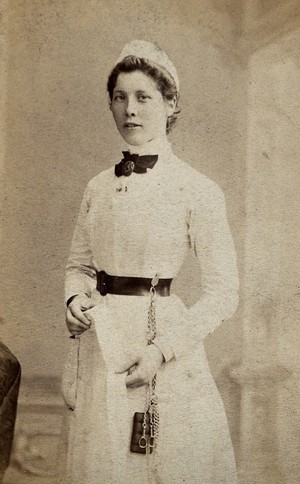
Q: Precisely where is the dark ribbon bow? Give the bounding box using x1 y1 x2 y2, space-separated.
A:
115 151 158 177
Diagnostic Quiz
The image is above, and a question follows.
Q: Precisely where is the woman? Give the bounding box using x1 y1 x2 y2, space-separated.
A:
63 40 239 483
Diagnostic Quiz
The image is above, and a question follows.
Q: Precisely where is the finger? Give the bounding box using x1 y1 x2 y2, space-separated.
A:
81 300 95 311
67 322 85 335
125 370 147 388
127 364 138 375
115 357 140 374
66 312 90 331
126 377 147 388
68 306 91 327
69 328 85 336
70 307 90 326
67 323 86 335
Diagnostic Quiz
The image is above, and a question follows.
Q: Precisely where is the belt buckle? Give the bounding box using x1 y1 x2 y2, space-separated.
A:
98 270 108 296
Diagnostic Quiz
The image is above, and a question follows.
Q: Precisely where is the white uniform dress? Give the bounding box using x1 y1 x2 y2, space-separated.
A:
62 140 239 484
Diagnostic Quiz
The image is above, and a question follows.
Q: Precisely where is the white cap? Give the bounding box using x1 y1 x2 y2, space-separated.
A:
115 40 179 91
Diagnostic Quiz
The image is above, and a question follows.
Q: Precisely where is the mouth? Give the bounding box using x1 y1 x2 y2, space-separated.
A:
124 122 141 128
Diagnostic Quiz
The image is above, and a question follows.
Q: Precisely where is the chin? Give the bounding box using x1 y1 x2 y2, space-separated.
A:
121 133 148 147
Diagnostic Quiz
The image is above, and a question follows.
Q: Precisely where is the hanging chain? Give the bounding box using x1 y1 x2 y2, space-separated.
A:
139 276 160 454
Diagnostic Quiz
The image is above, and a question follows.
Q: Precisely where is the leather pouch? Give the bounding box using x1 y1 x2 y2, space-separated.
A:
130 412 153 454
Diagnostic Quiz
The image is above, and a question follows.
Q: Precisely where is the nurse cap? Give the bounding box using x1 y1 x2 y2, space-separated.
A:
115 40 180 92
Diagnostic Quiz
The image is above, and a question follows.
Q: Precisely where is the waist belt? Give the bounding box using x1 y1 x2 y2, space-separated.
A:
96 271 172 297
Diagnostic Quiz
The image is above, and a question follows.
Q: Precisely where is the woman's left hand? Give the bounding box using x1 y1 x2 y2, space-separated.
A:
116 344 164 388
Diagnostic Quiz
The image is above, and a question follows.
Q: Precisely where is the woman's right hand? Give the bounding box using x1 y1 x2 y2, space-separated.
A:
66 294 95 336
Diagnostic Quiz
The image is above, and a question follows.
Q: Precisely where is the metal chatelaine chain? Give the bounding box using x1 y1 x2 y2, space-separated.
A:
139 275 160 454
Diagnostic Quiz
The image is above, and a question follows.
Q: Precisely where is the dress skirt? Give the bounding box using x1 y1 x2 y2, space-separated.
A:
61 293 238 484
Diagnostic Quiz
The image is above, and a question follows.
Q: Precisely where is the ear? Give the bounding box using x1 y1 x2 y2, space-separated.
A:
165 96 177 117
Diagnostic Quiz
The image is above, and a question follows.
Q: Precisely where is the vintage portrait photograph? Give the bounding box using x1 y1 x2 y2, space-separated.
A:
0 1 299 483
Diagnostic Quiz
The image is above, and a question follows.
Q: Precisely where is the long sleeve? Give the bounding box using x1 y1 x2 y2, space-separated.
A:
154 181 239 361
65 184 97 303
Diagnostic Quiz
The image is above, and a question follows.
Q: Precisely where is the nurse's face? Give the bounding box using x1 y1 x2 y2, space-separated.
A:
110 70 175 146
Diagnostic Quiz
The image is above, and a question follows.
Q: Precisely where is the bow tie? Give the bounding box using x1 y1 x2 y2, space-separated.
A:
115 151 158 177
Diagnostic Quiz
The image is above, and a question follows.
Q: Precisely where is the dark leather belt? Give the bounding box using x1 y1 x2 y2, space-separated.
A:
96 271 172 297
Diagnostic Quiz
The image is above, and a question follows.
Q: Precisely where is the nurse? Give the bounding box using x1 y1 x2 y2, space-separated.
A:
63 40 239 483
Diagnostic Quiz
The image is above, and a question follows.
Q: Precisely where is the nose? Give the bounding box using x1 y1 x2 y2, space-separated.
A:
126 96 138 117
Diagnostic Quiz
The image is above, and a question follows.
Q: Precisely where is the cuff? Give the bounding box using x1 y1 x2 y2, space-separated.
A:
65 292 89 307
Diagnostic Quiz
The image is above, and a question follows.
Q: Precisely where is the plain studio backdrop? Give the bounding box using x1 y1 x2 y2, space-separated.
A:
0 1 299 483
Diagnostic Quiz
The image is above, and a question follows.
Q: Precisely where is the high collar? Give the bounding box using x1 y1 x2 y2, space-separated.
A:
125 136 173 158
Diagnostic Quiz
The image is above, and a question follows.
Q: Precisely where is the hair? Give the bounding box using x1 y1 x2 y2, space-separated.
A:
107 55 180 134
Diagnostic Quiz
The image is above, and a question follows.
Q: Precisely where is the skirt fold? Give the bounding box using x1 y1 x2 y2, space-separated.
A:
61 294 237 483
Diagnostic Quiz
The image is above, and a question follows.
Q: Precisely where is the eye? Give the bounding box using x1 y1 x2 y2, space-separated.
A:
113 94 126 102
137 93 150 102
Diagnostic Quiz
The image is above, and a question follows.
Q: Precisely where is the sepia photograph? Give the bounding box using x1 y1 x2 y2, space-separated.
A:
0 1 299 483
